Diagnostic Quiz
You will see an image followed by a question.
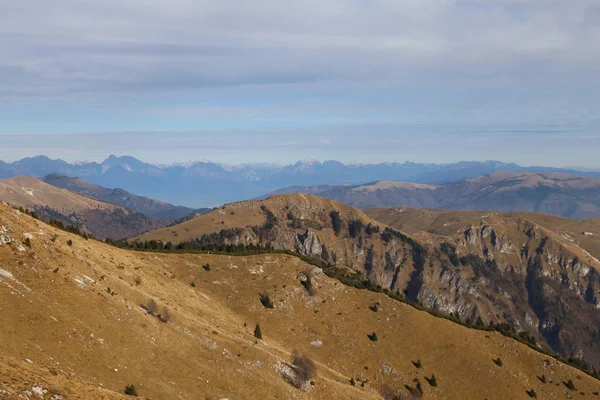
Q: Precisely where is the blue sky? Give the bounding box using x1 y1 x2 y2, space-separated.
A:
1 0 599 167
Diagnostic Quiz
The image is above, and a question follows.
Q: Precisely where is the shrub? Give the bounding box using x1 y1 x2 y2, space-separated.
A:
202 263 211 271
254 324 262 339
412 359 422 369
50 235 58 242
367 332 378 342
300 270 317 296
369 303 379 312
526 389 537 398
67 239 73 246
330 210 342 236
259 291 274 309
23 238 31 248
146 299 158 315
134 276 142 286
425 374 437 387
563 379 576 391
404 379 423 398
289 351 317 388
159 308 170 323
190 281 196 287
493 358 503 367
124 384 137 396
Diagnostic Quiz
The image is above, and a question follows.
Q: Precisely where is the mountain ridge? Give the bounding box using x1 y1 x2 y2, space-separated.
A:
134 193 600 371
266 172 600 219
2 155 600 207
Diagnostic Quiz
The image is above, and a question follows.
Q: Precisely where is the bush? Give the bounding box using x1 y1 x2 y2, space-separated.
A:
146 299 158 315
203 263 211 271
412 359 422 369
159 308 170 323
369 303 379 312
526 389 537 398
254 324 262 339
330 210 342 236
124 384 137 396
134 276 142 286
289 351 317 388
367 332 378 342
190 281 196 287
425 374 437 387
493 358 503 367
67 239 73 246
300 270 317 296
23 238 31 248
259 291 274 309
563 379 576 391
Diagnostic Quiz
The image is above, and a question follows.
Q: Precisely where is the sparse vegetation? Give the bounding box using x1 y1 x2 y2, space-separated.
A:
330 210 342 236
259 291 274 309
106 235 600 382
404 378 423 398
254 324 262 339
124 384 138 396
425 374 437 387
159 308 170 323
146 298 158 315
300 270 317 296
526 389 537 398
288 351 317 389
563 379 576 391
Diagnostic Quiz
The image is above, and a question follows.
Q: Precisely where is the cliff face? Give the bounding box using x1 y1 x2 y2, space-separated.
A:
135 194 600 371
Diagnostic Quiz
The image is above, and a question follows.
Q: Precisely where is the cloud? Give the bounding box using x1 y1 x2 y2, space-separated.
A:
2 0 600 100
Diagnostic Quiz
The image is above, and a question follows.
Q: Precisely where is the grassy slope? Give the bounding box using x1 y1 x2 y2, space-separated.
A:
1 203 599 398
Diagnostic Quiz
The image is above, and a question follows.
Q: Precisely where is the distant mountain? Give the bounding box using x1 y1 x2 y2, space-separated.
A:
1 155 599 207
266 172 600 219
42 174 208 220
0 176 165 240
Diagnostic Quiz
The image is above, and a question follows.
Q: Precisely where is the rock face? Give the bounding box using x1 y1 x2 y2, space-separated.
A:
295 229 322 256
153 194 600 371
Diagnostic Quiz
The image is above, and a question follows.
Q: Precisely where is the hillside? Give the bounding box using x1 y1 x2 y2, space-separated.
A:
42 174 207 221
1 202 599 398
136 194 600 372
266 172 600 219
0 176 163 240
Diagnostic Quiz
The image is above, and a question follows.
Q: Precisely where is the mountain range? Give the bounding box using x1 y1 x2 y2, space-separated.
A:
2 155 599 207
1 199 599 398
266 172 600 219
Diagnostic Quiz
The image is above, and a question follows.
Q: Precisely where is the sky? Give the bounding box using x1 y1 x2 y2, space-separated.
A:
1 0 599 167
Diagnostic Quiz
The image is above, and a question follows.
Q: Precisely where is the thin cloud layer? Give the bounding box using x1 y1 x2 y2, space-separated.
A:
2 0 600 97
0 1 599 167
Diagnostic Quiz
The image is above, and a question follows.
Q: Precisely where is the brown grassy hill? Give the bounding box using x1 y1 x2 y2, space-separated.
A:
0 176 164 240
135 194 600 372
1 202 599 398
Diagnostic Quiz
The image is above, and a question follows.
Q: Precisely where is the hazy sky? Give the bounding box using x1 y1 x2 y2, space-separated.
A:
1 1 599 166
